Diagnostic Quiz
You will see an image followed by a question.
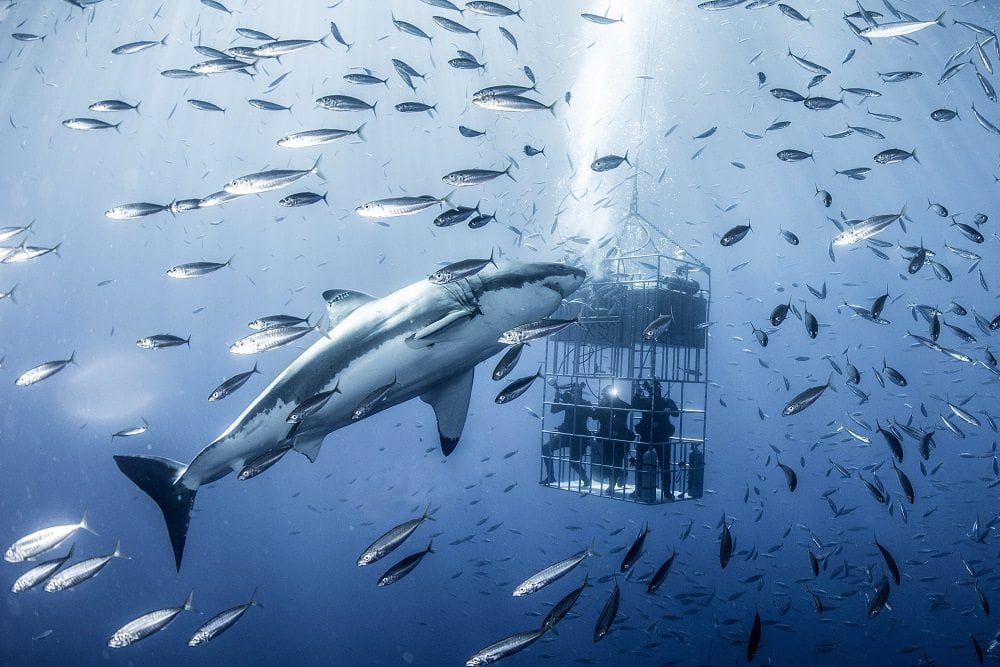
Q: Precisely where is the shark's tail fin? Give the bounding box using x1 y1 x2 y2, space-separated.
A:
114 455 196 572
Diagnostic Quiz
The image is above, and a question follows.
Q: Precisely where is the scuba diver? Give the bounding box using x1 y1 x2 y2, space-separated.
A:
541 382 594 488
632 380 679 501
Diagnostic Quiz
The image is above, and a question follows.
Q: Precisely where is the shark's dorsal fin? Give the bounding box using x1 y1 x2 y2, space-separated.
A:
322 289 376 330
420 368 474 456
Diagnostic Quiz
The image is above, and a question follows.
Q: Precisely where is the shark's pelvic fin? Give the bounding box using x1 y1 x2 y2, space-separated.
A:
113 455 196 572
420 368 474 456
322 289 376 329
291 432 326 463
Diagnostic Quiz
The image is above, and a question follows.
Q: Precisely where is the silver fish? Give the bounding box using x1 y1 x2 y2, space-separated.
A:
442 165 515 186
44 540 122 592
428 253 497 284
466 628 546 666
472 92 555 113
499 318 577 345
512 544 593 596
286 384 340 423
62 118 121 132
248 314 311 330
376 541 434 586
593 581 621 642
112 36 168 55
108 591 194 648
860 13 945 38
237 445 292 481
186 99 225 113
783 376 833 416
491 343 524 381
208 363 260 402
136 334 190 350
105 202 168 220
643 311 675 340
357 503 434 566
5 512 91 562
251 36 329 58
277 125 365 148
356 195 450 218
224 158 323 195
230 325 318 354
466 1 522 18
315 94 377 114
15 353 76 386
188 590 259 646
352 379 399 420
832 206 906 246
166 257 232 279
494 370 542 404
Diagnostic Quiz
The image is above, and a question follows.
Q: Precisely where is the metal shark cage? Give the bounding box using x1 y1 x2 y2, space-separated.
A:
539 254 710 504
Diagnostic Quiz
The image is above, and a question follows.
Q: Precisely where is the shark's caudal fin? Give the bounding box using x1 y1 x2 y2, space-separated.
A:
114 455 197 571
420 368 474 456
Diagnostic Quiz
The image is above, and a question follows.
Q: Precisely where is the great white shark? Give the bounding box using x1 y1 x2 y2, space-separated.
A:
115 261 586 570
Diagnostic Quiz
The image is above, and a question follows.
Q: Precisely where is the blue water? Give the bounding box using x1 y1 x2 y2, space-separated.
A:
2 0 1000 665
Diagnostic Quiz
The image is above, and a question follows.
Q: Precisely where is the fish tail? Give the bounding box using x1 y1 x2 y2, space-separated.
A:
311 154 326 181
504 163 517 182
354 122 367 142
113 455 197 571
111 539 123 558
182 590 195 612
911 148 919 164
80 509 98 536
935 12 946 27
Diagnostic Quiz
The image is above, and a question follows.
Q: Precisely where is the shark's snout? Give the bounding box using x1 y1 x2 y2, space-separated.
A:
543 265 587 298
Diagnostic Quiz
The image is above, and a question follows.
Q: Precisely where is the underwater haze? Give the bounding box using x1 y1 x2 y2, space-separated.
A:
3 0 1000 665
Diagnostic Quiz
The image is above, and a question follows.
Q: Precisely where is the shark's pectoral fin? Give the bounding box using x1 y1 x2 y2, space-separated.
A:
291 432 326 463
322 289 376 330
420 368 474 456
411 309 477 345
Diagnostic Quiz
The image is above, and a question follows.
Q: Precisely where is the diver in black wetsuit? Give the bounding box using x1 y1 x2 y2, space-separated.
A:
541 383 593 488
593 384 632 496
632 380 679 500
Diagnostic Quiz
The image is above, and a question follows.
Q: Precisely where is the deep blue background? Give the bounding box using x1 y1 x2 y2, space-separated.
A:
2 0 999 665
